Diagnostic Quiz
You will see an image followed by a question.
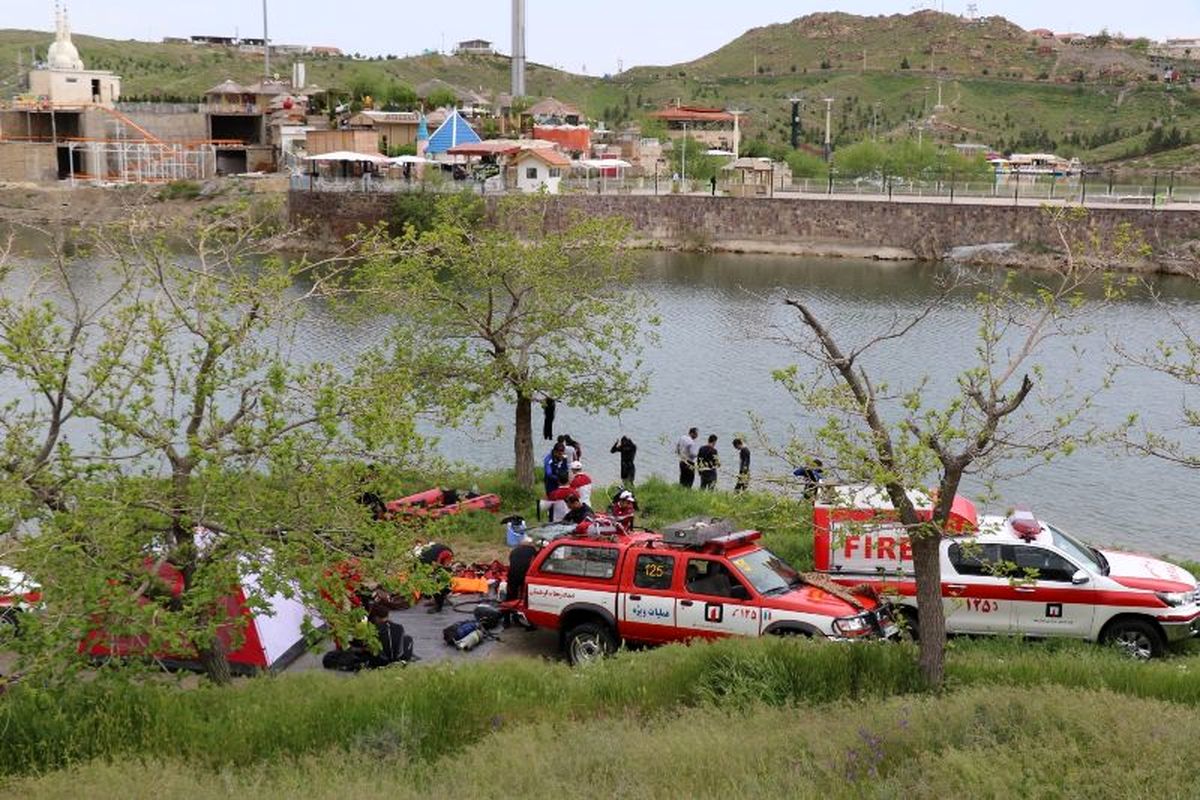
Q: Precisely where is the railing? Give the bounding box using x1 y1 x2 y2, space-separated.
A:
289 172 1200 207
115 102 201 114
289 174 490 194
201 103 262 115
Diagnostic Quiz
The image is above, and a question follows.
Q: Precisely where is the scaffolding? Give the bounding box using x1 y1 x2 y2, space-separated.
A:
65 138 216 184
2 101 242 184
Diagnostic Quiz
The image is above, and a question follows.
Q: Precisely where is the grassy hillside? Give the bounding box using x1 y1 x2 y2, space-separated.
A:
0 30 598 103
1 11 1197 168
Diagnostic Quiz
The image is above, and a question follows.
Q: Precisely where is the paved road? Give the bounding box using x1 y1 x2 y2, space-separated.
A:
288 594 561 673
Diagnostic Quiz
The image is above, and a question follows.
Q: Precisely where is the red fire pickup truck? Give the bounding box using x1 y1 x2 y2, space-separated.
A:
514 518 896 665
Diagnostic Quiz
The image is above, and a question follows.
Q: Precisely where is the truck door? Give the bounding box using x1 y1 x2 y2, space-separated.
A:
1007 545 1095 638
674 557 762 639
619 552 679 644
524 543 620 628
943 542 1015 634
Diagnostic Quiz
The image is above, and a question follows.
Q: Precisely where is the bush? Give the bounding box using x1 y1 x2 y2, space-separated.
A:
158 180 202 201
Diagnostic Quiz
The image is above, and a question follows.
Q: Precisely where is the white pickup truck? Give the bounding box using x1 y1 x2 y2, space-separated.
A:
814 486 1200 658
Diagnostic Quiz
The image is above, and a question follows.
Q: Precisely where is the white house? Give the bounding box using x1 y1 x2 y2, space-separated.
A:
511 148 570 193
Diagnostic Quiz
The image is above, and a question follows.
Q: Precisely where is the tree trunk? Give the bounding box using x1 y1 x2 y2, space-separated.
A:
911 529 946 686
514 393 534 489
198 636 233 686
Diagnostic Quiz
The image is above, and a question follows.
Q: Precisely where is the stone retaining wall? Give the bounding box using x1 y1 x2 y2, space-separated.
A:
289 191 1200 260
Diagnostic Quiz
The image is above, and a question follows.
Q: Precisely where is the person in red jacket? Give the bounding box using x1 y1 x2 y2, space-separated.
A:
568 461 593 504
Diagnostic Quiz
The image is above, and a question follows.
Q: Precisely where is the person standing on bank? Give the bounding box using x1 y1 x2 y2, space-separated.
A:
611 435 637 486
676 427 700 489
697 435 720 491
543 441 567 496
733 438 751 493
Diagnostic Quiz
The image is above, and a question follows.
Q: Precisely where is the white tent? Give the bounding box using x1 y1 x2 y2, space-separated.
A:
391 154 438 165
305 151 393 165
84 534 324 674
0 566 38 613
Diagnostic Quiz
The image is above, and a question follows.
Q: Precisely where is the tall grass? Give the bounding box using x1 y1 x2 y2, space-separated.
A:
5 635 1200 782
11 685 1200 799
0 639 919 778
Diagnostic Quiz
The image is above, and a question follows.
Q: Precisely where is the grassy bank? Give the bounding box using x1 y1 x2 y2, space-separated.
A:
4 636 1200 781
5 638 1200 797
11 686 1197 800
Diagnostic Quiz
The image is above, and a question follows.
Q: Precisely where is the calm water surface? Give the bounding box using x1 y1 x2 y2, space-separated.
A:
6 242 1200 557
292 251 1200 557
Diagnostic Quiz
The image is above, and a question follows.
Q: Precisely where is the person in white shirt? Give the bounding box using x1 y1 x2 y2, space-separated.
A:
675 427 700 489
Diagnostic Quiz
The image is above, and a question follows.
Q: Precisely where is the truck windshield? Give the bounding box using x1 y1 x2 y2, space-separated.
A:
729 548 802 596
1046 524 1106 574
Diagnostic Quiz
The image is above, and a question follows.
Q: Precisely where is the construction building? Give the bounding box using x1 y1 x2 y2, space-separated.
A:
0 8 319 183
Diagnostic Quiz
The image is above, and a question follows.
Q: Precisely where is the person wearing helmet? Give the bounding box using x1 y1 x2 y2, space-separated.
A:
569 461 593 505
610 490 638 530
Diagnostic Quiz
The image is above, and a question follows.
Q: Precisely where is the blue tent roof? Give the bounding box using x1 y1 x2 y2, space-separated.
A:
425 109 481 155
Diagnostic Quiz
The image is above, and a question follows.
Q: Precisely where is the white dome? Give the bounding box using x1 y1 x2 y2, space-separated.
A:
48 39 83 71
47 5 84 71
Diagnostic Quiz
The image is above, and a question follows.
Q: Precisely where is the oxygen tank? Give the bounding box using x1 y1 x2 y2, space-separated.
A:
455 628 485 651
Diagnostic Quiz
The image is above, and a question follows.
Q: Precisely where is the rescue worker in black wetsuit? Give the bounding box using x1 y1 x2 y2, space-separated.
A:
506 536 539 602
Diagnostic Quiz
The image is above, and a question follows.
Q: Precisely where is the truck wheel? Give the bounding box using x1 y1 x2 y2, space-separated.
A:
1103 619 1164 660
897 608 919 642
564 621 616 666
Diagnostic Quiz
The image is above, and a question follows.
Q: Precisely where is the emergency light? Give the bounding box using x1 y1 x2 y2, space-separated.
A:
1010 508 1040 542
701 531 762 553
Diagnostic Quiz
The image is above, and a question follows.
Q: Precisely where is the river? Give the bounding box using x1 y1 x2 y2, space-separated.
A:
4 244 1199 557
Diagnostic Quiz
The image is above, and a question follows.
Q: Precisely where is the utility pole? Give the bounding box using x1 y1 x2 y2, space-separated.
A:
730 109 743 158
681 121 689 188
823 97 834 162
789 97 803 149
262 0 271 77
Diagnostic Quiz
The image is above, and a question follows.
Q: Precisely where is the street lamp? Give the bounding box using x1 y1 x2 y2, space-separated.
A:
822 97 834 162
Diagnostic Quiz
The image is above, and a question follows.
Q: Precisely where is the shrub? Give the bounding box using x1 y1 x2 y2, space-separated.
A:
159 180 202 201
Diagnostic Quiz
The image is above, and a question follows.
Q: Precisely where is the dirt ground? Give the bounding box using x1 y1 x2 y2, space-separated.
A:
0 177 288 228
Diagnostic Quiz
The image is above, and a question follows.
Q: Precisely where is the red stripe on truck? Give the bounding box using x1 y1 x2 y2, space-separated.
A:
837 579 1167 609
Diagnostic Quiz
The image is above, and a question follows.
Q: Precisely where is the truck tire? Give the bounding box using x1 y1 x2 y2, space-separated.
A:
1102 618 1165 660
897 608 919 642
564 621 616 666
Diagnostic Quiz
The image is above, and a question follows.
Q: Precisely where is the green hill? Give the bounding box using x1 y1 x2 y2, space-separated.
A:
1 11 1197 169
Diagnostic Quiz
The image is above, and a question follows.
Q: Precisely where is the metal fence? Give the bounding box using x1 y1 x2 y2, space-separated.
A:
290 172 1200 208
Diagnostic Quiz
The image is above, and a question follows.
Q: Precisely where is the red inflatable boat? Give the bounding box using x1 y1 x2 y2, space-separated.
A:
385 488 502 520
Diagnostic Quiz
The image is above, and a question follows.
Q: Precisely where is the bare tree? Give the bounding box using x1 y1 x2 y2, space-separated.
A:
775 207 1119 685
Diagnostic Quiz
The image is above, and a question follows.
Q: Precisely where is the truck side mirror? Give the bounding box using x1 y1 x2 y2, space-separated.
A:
1071 570 1089 585
730 585 749 601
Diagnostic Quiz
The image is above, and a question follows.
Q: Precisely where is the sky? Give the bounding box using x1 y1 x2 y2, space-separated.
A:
8 1 1200 76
